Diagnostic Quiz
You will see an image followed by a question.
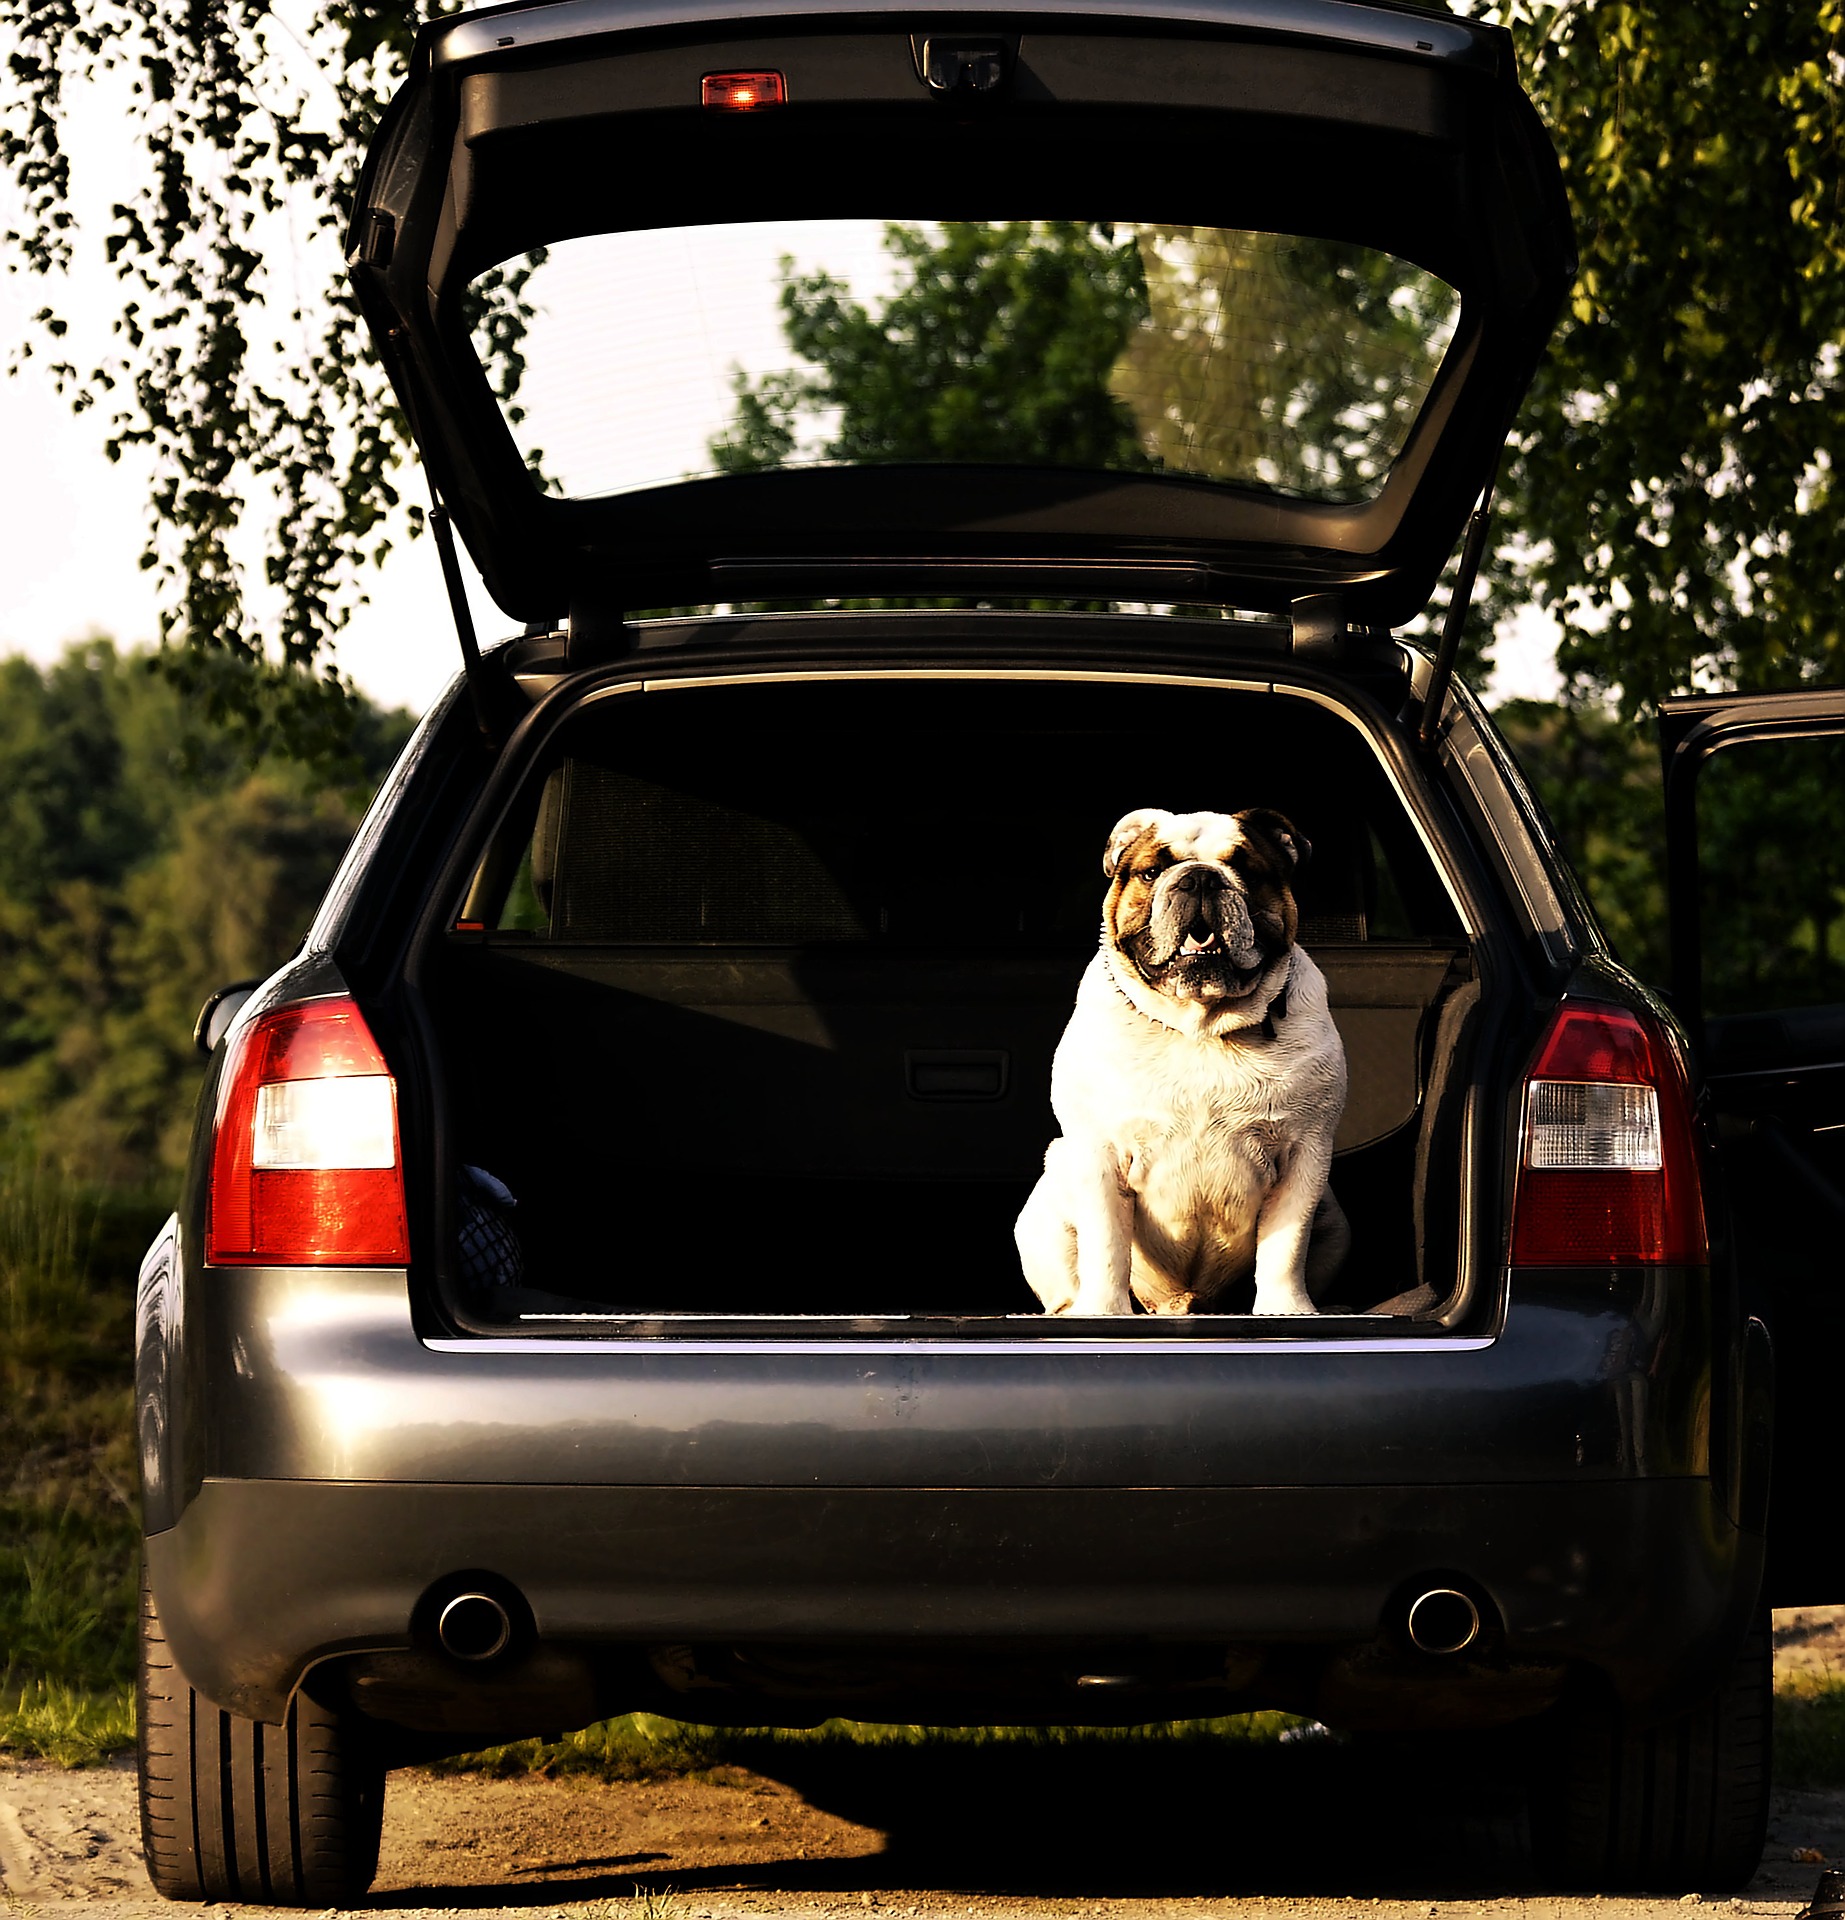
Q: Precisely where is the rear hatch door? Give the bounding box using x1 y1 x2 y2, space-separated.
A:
349 0 1574 629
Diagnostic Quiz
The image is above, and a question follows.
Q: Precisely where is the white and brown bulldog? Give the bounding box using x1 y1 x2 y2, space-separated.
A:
1016 807 1350 1317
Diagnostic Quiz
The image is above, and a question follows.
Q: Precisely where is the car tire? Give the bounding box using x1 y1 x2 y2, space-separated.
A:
137 1570 385 1905
1527 1608 1771 1892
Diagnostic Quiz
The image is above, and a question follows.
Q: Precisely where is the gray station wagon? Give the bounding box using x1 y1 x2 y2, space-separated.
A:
133 0 1845 1901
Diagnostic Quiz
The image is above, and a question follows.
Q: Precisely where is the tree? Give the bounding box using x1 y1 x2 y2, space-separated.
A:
3 2 1841 723
713 222 1461 508
0 0 411 753
1119 228 1459 501
1475 1 1845 981
1473 0 1845 715
0 642 409 1183
711 221 1152 475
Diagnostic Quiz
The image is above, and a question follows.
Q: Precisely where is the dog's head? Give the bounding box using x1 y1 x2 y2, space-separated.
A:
1100 807 1308 1033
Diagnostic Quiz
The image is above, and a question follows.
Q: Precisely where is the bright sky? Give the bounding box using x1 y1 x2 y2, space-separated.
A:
508 221 900 495
0 35 482 717
0 76 1562 718
0 244 485 717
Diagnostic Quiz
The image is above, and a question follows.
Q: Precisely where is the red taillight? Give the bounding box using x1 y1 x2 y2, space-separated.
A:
206 996 409 1266
1509 1000 1706 1267
701 69 785 109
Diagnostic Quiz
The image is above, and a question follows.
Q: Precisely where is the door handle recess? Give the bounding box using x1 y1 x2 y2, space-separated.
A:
905 1049 1009 1101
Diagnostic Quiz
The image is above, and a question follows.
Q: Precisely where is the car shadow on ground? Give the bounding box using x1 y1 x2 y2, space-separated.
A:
371 1737 1541 1908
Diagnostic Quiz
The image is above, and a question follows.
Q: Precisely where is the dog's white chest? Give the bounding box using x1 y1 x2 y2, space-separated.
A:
1116 1043 1295 1213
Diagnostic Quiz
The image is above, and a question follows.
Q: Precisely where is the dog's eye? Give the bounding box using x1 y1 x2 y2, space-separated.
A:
1136 867 1164 884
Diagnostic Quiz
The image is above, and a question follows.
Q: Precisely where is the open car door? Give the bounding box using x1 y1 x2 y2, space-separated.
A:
1662 687 1845 1604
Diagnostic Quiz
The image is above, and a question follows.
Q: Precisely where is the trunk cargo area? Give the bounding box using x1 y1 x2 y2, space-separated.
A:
423 674 1479 1325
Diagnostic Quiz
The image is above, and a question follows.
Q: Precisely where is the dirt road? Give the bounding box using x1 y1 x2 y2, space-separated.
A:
5 1610 1844 1917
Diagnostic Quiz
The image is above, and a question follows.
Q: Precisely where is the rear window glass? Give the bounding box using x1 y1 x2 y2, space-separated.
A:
465 679 1462 949
470 221 1461 507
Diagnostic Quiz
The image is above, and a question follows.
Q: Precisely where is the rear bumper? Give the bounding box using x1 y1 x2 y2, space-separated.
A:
150 1268 1717 1495
147 1475 1759 1729
143 1264 1757 1731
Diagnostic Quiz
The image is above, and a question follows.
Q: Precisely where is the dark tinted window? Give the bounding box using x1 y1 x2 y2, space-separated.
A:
475 679 1460 948
1697 732 1845 1018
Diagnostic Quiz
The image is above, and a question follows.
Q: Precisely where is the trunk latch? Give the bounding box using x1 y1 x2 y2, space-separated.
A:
916 36 1009 95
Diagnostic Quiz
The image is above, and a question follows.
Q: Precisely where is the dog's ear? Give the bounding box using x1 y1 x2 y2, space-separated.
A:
1238 808 1310 872
1104 809 1166 878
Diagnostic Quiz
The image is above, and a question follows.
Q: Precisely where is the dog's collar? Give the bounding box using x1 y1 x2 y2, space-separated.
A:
1257 958 1294 1042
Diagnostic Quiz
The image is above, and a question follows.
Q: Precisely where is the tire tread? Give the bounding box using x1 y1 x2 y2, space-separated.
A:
136 1571 383 1906
1532 1609 1771 1892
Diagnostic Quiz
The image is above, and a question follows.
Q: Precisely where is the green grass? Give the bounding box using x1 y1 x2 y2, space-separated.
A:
433 1710 1305 1782
1 1151 164 1764
1772 1677 1845 1789
447 1690 1845 1792
0 1678 137 1767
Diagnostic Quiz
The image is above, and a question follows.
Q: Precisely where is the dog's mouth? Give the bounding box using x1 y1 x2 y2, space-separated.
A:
1142 926 1271 997
1187 957 1267 997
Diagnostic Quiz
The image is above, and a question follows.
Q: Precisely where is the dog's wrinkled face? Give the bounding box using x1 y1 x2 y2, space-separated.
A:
1102 808 1308 1010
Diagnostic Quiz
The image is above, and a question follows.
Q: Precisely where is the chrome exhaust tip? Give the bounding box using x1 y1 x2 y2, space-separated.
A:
1405 1586 1481 1656
436 1591 514 1663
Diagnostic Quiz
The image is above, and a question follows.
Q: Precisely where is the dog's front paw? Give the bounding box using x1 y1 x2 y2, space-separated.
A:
1072 1298 1136 1317
1251 1290 1318 1317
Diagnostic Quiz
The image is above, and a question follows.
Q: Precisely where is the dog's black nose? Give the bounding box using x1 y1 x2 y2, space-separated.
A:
1172 865 1223 895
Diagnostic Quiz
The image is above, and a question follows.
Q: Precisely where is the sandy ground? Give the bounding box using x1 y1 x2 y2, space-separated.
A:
5 1611 1845 1918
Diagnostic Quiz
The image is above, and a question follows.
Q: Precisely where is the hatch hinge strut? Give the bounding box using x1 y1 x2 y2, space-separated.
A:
426 483 499 742
1418 470 1499 755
